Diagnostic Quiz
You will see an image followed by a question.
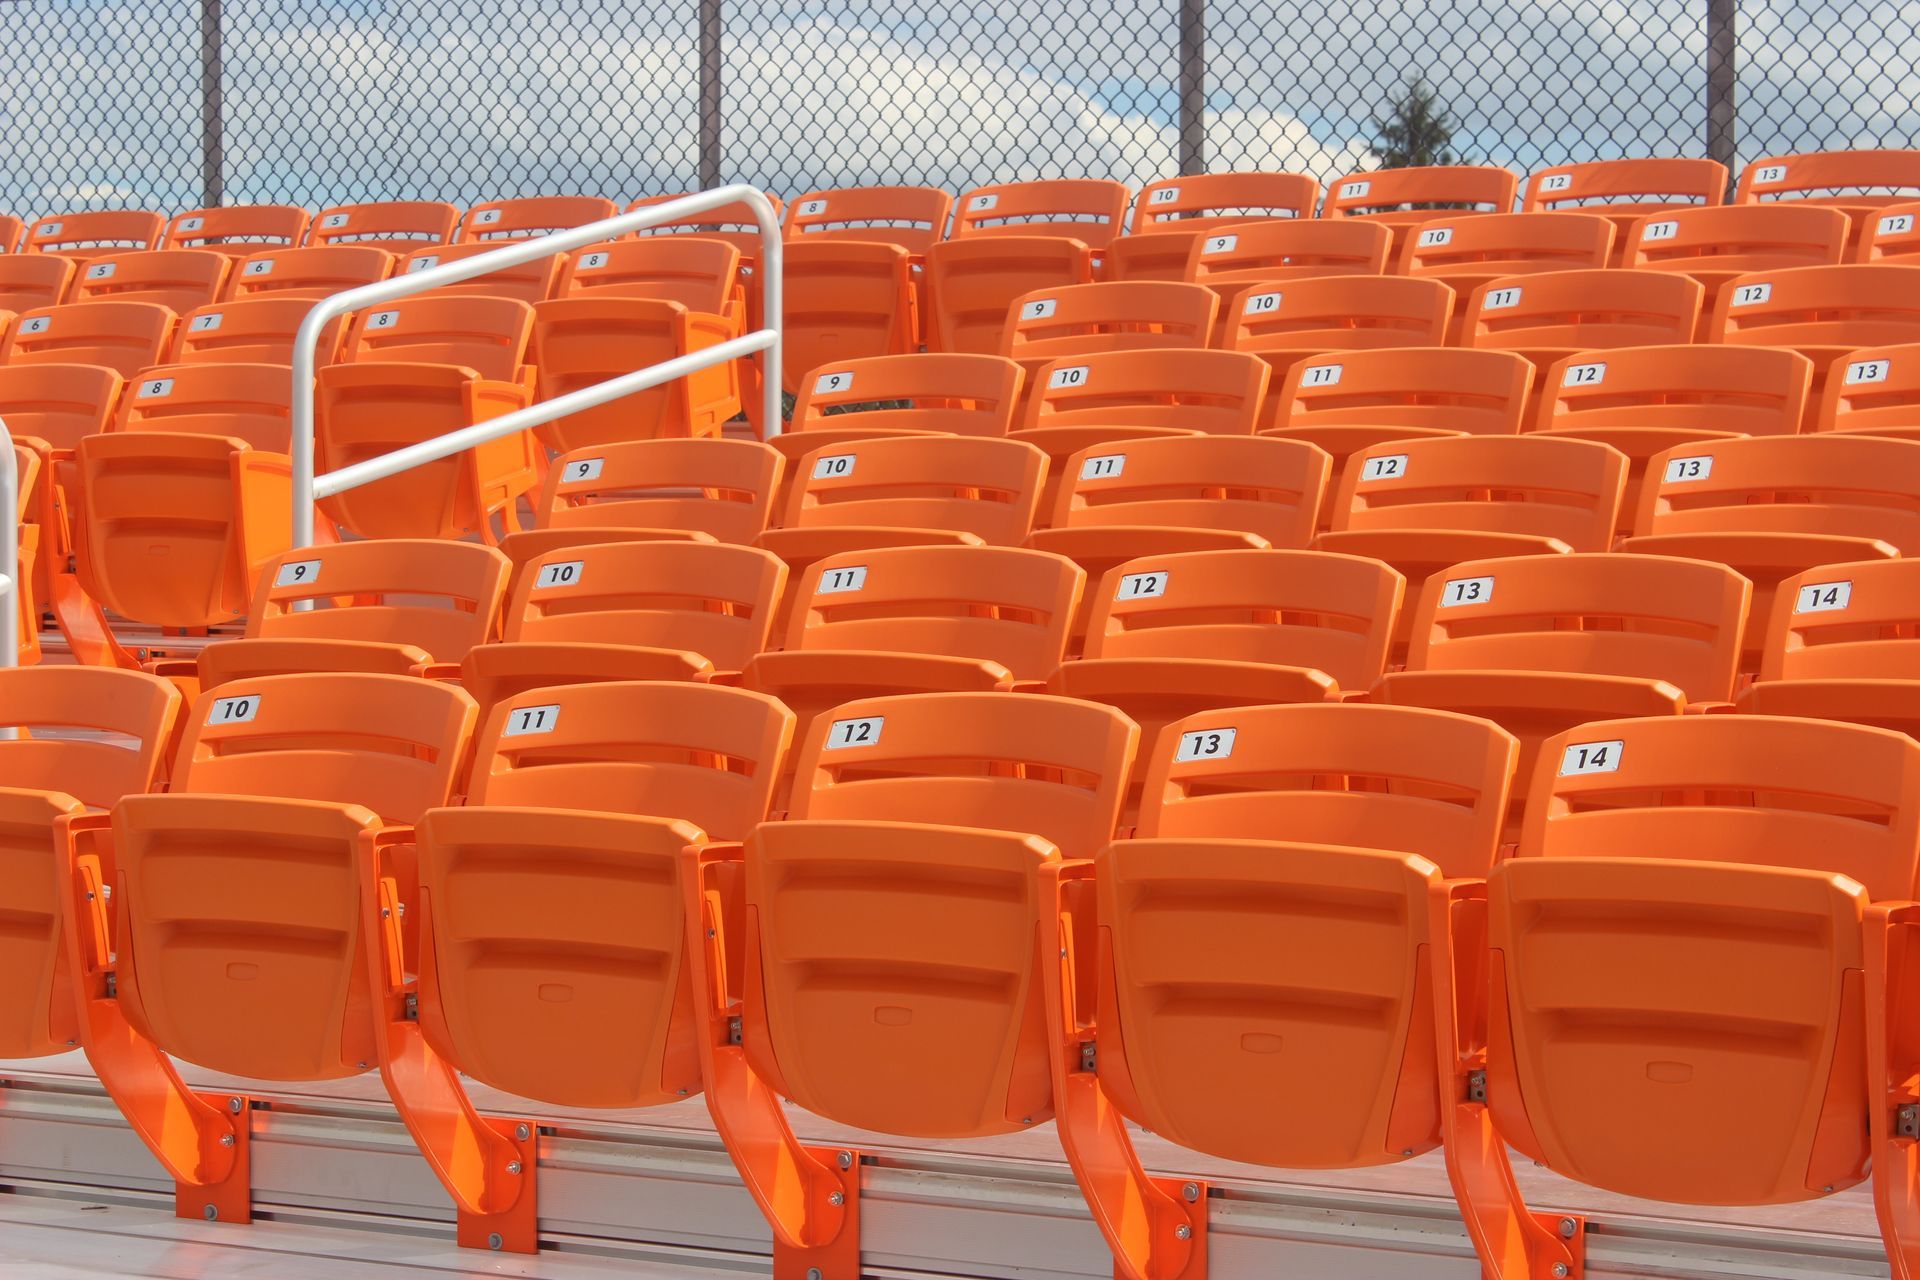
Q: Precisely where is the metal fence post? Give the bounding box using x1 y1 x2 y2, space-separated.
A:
1178 0 1206 175
699 0 723 188
200 0 224 207
1705 0 1736 197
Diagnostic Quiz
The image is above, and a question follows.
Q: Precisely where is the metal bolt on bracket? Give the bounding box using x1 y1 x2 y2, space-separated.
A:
837 1150 853 1169
488 1232 504 1251
220 1133 235 1147
515 1123 531 1141
228 1096 244 1114
202 1205 218 1221
1182 1182 1199 1202
1559 1217 1577 1238
1551 1264 1570 1278
507 1160 523 1175
828 1191 845 1206
1175 1224 1193 1240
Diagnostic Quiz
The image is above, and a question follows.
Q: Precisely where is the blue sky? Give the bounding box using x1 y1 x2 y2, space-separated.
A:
0 0 1911 213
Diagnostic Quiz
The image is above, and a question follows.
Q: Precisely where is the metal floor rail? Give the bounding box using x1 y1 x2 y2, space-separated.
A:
0 1061 1890 1280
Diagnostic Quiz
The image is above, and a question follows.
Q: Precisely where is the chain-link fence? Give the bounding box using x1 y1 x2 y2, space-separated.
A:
0 0 1912 215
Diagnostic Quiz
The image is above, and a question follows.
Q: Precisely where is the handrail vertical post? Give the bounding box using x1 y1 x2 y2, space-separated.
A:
0 414 18 678
758 203 784 439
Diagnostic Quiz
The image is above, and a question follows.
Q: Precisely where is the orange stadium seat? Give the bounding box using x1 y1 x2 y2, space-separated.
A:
71 249 231 314
787 351 1023 439
226 245 394 299
1736 148 1920 252
780 238 915 386
783 185 953 257
1323 164 1521 249
314 294 538 542
924 237 1096 355
1623 434 1920 665
1108 172 1320 280
523 437 784 551
1399 211 1616 303
1016 347 1264 440
1000 281 1217 381
190 539 510 691
626 191 784 267
1736 558 1920 738
1179 220 1394 338
118 361 293 451
1227 274 1455 429
689 691 1135 1268
1813 341 1920 440
1856 200 1920 264
1047 700 1535 1280
741 544 1083 803
0 666 180 1061
0 363 122 453
1521 157 1729 242
60 672 540 1244
1261 346 1533 472
1480 714 1920 1271
170 296 339 365
2 300 176 378
461 540 788 716
408 679 794 1131
0 214 22 253
1532 344 1813 530
530 238 741 450
456 195 617 243
24 210 165 261
163 206 311 258
1048 547 1400 810
0 254 77 313
309 200 460 250
1620 204 1851 320
1461 268 1703 381
1371 552 1748 832
397 242 563 305
951 178 1131 248
1706 263 1920 412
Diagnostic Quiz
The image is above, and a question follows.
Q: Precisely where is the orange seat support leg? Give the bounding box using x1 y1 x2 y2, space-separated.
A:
452 1117 541 1254
175 1092 254 1226
48 571 139 669
1433 883 1585 1280
1868 904 1920 1279
1042 865 1209 1280
684 846 861 1273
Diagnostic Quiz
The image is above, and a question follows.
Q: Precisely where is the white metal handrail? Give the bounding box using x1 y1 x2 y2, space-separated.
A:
290 184 783 546
0 413 18 673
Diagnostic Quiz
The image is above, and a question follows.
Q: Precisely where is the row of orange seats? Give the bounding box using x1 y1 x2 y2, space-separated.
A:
7 660 1920 1276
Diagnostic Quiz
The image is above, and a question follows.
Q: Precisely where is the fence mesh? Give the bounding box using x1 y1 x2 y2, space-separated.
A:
0 0 1911 214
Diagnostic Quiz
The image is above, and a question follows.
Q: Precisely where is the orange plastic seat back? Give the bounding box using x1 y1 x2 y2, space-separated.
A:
457 196 616 244
0 254 77 313
0 214 21 253
1325 165 1519 222
1633 434 1920 553
1737 150 1920 253
742 691 1134 1137
1137 701 1517 876
538 438 783 544
1533 344 1812 437
469 682 793 841
923 236 1095 354
227 245 394 300
1621 204 1850 305
1186 219 1393 296
1405 552 1748 702
1521 158 1728 221
118 362 293 452
1052 434 1330 548
399 242 563 305
164 206 310 258
339 293 530 381
71 249 231 313
554 236 739 313
784 544 1082 679
1331 434 1627 552
503 539 787 671
310 200 460 250
171 297 333 364
1082 547 1403 690
239 539 510 658
1857 201 1920 264
1000 281 1216 367
790 353 1024 436
0 364 123 452
1706 263 1920 362
784 186 954 259
1489 714 1920 1203
951 180 1130 249
626 192 783 265
0 666 180 1058
1131 172 1319 234
1018 348 1268 436
25 210 165 261
781 435 1047 546
2 301 176 378
1399 212 1615 296
1759 558 1920 683
1814 341 1920 440
1229 273 1454 354
782 238 915 385
1269 346 1533 442
1463 269 1702 362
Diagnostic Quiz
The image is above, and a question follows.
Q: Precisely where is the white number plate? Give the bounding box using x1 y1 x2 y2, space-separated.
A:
535 560 584 589
817 564 868 594
1439 575 1495 607
504 703 560 736
1663 455 1713 483
562 456 604 483
1730 282 1772 306
1361 453 1409 481
1794 581 1853 613
207 695 261 726
814 370 854 394
826 715 883 748
1559 739 1624 775
243 258 275 275
1299 363 1343 387
1879 214 1915 237
798 198 829 216
1080 453 1126 480
812 453 856 479
137 377 175 398
274 559 322 587
1243 291 1281 314
1115 571 1168 600
1203 234 1237 255
1538 173 1574 193
1022 297 1057 320
1482 286 1522 311
1416 226 1454 247
1048 364 1089 389
1175 727 1237 762
1640 220 1679 242
1845 359 1891 385
1753 164 1788 185
1562 361 1607 387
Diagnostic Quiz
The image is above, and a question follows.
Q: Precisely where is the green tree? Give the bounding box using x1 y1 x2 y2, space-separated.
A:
1371 75 1459 168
